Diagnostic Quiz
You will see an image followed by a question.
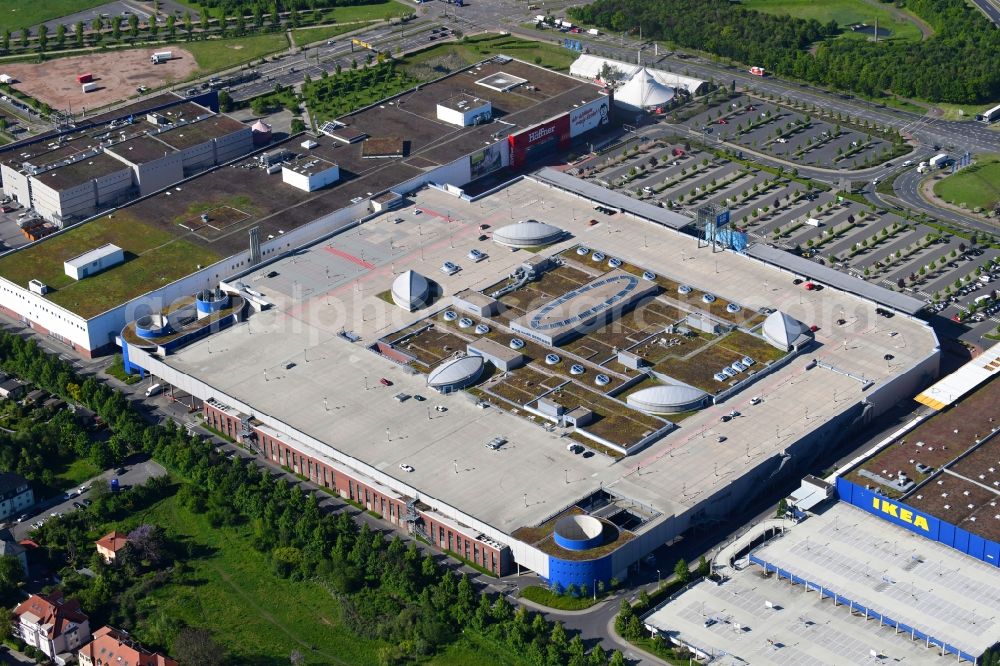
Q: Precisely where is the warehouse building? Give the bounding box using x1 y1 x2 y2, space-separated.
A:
118 178 939 592
0 58 611 357
0 97 250 225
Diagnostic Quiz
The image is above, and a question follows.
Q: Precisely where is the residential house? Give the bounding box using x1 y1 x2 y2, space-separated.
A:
14 591 91 661
78 626 178 666
0 538 27 575
0 471 34 521
95 531 129 565
0 376 27 400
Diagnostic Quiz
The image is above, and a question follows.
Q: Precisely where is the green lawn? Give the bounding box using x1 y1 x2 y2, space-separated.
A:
519 585 601 610
0 0 105 32
177 33 291 75
54 458 101 490
0 212 221 318
932 101 997 122
134 495 386 665
403 34 578 75
323 0 412 23
741 0 924 42
933 154 1000 211
292 22 378 47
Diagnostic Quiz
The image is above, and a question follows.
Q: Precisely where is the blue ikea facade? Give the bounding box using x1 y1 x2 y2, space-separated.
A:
836 478 1000 568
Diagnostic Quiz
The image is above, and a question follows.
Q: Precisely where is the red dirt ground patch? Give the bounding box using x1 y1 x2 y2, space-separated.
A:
4 48 197 113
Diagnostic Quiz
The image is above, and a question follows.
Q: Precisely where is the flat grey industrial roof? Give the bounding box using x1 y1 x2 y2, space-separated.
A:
105 134 176 164
645 558 963 664
531 167 693 230
746 244 926 316
283 156 337 176
151 179 938 536
35 152 128 190
747 502 1000 660
438 93 490 112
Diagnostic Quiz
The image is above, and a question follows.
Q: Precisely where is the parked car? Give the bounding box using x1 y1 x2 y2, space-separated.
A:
399 464 414 473
379 377 393 387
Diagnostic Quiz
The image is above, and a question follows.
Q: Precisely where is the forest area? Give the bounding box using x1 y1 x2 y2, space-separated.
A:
570 0 1000 103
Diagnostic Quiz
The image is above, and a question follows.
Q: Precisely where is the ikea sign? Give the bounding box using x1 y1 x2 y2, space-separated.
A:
872 497 930 532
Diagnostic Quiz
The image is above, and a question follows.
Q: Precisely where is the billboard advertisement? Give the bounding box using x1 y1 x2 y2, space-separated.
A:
469 141 506 180
508 114 570 169
569 96 611 138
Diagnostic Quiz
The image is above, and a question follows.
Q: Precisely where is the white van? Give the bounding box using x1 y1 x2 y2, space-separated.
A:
145 383 163 397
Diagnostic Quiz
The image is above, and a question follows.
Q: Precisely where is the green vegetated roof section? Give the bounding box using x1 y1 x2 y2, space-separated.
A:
0 212 221 319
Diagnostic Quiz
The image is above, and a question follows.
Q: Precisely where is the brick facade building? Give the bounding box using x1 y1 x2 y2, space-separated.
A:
202 402 512 575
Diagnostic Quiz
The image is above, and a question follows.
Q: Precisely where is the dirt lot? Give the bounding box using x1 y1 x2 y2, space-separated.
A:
4 48 197 112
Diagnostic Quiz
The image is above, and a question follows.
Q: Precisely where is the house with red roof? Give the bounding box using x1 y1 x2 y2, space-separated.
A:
78 626 178 666
13 591 91 661
95 530 129 565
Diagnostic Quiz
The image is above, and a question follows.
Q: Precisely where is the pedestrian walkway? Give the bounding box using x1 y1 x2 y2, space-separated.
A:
713 518 791 577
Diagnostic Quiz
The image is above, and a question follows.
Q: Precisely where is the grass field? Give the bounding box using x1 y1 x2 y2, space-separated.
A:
428 634 534 666
1 0 105 32
178 33 291 76
519 585 601 610
134 495 386 665
54 458 101 490
742 0 924 42
932 102 997 122
129 490 529 666
323 0 412 23
0 212 221 318
402 34 578 76
933 154 1000 211
292 22 378 47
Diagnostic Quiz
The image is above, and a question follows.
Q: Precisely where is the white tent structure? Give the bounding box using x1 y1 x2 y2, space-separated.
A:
762 310 811 351
569 54 707 95
613 68 676 113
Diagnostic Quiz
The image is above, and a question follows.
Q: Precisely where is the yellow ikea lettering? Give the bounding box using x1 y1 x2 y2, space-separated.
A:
872 497 930 532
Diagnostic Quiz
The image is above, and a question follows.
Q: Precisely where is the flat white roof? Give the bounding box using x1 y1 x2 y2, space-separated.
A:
155 179 938 535
63 243 122 270
749 502 1000 659
915 344 1000 410
645 571 963 665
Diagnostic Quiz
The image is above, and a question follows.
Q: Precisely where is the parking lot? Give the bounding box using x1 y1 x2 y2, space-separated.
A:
574 134 1000 342
7 457 168 541
671 93 909 170
0 199 38 254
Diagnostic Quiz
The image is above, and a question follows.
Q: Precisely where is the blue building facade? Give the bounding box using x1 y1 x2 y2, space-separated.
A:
836 478 1000 568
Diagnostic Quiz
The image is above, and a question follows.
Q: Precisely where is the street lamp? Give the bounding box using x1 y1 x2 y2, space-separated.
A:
657 569 661 587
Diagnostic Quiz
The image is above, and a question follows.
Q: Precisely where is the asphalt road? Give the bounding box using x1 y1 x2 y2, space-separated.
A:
970 0 1000 25
228 21 440 102
7 458 168 542
507 23 1000 158
886 167 998 236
